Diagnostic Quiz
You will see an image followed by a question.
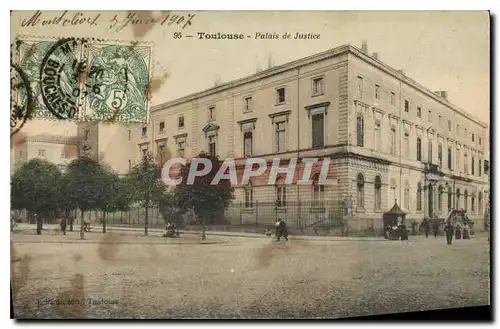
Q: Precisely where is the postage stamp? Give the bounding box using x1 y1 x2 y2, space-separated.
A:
12 36 152 123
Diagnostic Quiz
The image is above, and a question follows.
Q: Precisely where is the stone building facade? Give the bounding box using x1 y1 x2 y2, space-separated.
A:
148 44 490 230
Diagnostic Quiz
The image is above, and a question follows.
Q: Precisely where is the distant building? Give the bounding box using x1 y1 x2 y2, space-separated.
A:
12 133 78 172
149 44 490 230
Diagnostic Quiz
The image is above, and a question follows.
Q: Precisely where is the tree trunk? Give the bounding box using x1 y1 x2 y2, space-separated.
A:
144 205 149 236
80 209 85 240
102 211 107 234
201 216 206 240
36 213 42 235
68 209 74 232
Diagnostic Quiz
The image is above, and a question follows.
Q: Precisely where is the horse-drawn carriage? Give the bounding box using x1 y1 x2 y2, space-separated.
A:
383 202 409 240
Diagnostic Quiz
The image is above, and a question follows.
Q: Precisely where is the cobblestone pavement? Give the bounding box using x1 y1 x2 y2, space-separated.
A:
11 228 490 319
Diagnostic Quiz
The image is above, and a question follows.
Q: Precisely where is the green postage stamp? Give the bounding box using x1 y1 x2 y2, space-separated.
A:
12 36 153 123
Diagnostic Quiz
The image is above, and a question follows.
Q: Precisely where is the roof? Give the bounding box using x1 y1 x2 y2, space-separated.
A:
386 202 407 215
18 134 78 145
151 44 488 128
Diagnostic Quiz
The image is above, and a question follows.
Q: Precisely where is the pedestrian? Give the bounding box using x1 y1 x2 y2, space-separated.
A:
60 217 67 235
421 218 430 238
444 221 454 245
275 218 289 242
400 223 408 241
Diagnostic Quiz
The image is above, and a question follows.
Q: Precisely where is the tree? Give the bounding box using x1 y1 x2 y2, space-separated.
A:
175 152 234 240
64 156 115 239
100 173 133 233
58 172 77 232
127 154 165 236
11 159 62 234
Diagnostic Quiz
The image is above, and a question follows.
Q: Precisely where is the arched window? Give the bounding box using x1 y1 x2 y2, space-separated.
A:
417 183 422 211
356 116 364 147
244 181 253 209
276 177 286 208
404 181 410 211
479 192 483 215
447 185 452 210
312 174 325 203
428 140 433 164
389 179 397 208
464 190 468 212
456 189 461 209
356 173 365 208
438 185 443 212
374 176 381 210
471 192 476 213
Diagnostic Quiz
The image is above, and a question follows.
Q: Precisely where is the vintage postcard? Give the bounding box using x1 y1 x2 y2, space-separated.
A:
10 10 491 320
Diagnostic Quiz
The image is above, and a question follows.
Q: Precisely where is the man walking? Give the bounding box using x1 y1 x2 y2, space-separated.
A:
60 217 67 235
421 218 431 238
444 221 454 245
275 218 289 242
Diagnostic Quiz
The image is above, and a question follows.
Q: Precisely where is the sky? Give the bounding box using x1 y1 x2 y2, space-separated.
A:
10 10 490 124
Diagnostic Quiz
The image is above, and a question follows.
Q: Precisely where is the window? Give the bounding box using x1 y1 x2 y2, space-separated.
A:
448 120 452 132
178 116 185 129
417 183 422 211
404 132 410 158
374 120 381 151
417 106 422 118
479 192 483 215
464 190 468 212
312 77 324 95
472 156 475 175
356 115 364 147
427 140 432 164
448 186 452 211
141 127 147 137
158 144 166 164
448 148 452 170
244 182 253 209
456 189 460 209
404 100 409 112
208 135 216 157
471 194 475 213
390 127 397 155
416 137 422 161
438 185 443 212
390 92 395 106
357 76 363 94
128 129 131 141
356 173 365 208
275 121 286 152
312 113 325 148
276 87 285 104
312 173 325 206
244 97 253 112
375 84 380 100
472 133 475 142
208 106 215 121
276 178 286 207
404 183 410 211
141 147 148 158
464 153 468 174
37 149 46 157
84 129 90 141
243 131 253 158
479 137 482 146
479 159 482 176
177 140 185 157
484 160 490 175
374 176 381 210
159 122 165 133
438 144 443 167
427 110 432 123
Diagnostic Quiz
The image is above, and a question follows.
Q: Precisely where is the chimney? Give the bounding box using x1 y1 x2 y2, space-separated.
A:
434 90 448 100
372 52 379 60
361 41 368 53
